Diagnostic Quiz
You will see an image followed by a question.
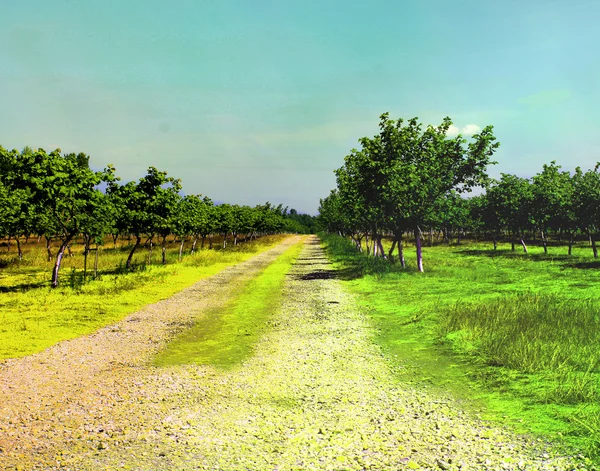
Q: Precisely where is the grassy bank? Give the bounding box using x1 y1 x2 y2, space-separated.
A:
319 233 600 461
154 240 304 369
0 235 290 361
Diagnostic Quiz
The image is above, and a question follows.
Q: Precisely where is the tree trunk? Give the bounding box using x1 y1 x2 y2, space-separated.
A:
372 232 380 257
233 232 238 245
592 234 598 259
45 236 53 261
112 234 118 249
178 238 185 261
541 230 548 254
376 235 385 258
493 234 497 251
429 228 433 247
161 236 168 265
520 238 528 253
568 233 573 256
414 228 424 272
222 233 227 249
511 234 516 252
147 238 154 265
388 239 397 262
16 237 23 261
398 236 406 268
94 245 99 278
209 234 213 249
51 235 74 288
126 235 142 270
365 233 370 256
83 235 90 282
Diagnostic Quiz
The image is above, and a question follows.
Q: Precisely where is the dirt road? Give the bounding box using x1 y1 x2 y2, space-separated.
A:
0 236 586 470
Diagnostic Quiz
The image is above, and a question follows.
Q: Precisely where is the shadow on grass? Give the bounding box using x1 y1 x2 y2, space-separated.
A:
0 281 49 292
564 261 600 269
458 247 600 269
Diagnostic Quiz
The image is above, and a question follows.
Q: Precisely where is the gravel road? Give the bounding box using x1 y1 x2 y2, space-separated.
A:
0 235 590 470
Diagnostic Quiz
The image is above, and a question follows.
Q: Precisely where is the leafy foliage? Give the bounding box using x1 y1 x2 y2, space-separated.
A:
0 146 315 286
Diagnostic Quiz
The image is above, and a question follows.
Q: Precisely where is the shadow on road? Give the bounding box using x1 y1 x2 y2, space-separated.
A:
293 267 361 281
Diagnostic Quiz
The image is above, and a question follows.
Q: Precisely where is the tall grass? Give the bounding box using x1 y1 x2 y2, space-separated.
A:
439 294 600 376
438 294 600 457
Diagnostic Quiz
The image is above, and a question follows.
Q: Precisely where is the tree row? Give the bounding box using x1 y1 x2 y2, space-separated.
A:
318 113 500 271
0 146 314 287
318 112 600 270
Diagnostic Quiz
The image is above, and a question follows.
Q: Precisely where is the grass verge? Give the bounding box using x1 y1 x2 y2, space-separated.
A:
319 232 600 462
154 240 304 369
0 235 291 361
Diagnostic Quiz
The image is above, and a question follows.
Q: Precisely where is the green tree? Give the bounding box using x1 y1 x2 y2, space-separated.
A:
485 174 532 252
80 189 116 280
18 148 116 287
572 166 600 258
335 113 499 271
108 166 180 269
0 147 36 260
531 161 573 254
215 204 234 248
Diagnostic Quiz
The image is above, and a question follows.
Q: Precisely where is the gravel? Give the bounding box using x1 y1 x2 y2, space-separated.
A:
0 235 591 470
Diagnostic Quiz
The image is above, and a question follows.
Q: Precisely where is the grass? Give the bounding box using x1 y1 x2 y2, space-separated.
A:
0 234 290 361
319 232 600 462
154 240 304 369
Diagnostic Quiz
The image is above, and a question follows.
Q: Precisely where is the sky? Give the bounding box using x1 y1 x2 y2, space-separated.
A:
1 0 598 214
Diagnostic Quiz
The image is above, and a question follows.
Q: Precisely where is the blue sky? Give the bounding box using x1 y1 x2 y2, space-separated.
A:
1 1 598 214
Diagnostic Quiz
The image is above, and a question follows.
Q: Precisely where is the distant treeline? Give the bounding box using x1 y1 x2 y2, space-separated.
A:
0 146 316 287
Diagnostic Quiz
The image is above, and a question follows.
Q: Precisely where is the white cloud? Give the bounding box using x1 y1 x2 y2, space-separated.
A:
445 124 480 137
462 124 481 136
446 124 460 137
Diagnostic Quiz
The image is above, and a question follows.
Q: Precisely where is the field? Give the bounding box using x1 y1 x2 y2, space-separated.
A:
320 233 600 459
1 232 599 467
0 234 290 360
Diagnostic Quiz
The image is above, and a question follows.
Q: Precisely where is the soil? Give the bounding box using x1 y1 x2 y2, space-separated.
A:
0 236 589 470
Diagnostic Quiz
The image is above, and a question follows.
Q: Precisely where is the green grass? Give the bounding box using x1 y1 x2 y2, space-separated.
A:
154 240 304 369
319 233 600 462
0 235 290 361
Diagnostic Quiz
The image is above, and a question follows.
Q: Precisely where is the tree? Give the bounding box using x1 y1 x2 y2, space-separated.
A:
334 113 500 271
572 166 600 258
486 174 532 252
531 161 573 254
0 147 36 260
214 204 234 248
80 190 116 280
18 148 116 287
108 166 180 269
